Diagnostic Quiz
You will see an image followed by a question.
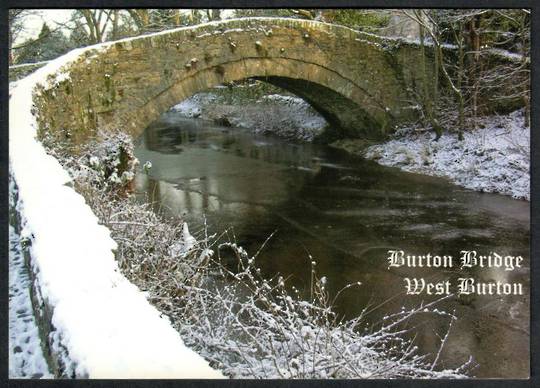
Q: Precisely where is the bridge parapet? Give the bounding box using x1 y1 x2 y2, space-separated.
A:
9 52 225 377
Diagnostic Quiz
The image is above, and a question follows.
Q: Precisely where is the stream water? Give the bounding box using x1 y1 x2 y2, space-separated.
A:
134 112 530 378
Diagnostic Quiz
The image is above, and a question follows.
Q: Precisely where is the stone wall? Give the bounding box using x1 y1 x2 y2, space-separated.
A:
9 61 49 82
9 178 78 377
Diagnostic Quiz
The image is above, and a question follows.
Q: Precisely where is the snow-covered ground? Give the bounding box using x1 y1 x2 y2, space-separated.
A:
9 224 53 379
171 92 327 141
363 109 529 200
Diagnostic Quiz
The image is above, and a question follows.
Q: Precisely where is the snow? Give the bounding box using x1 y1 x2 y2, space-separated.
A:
9 224 53 379
9 60 50 69
364 110 529 200
9 43 224 378
169 223 198 258
91 17 346 49
259 94 327 130
142 160 153 173
171 93 215 118
487 48 525 61
172 92 327 141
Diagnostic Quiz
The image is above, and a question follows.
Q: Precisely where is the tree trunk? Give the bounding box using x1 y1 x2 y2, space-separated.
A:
416 10 442 139
80 10 98 44
453 22 465 140
469 14 482 129
111 10 119 40
520 14 530 127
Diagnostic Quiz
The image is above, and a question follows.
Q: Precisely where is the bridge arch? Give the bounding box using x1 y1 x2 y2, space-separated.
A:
34 18 429 144
133 57 383 140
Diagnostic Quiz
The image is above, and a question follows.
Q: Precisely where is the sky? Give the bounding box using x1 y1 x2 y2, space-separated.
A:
16 9 237 45
16 9 74 44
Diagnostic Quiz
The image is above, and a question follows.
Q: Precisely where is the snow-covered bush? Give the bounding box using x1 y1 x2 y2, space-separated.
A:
42 130 138 191
86 132 138 188
172 243 473 378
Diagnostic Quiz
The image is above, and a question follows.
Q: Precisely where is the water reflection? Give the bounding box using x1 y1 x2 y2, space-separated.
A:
134 113 530 378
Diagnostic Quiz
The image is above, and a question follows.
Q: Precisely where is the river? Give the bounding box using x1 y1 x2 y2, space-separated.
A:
133 112 530 378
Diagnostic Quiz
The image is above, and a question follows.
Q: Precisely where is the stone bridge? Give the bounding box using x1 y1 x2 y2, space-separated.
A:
33 17 443 144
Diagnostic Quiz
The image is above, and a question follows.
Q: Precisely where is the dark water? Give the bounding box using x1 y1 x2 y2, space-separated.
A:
134 113 530 378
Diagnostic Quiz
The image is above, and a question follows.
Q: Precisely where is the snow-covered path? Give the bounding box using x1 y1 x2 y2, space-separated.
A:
9 224 53 379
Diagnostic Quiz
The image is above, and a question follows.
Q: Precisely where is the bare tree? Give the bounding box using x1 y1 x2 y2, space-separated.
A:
50 9 117 46
110 10 120 41
126 9 193 34
127 9 151 32
9 9 31 64
438 9 530 127
205 9 221 21
403 10 446 139
9 10 73 65
78 9 116 44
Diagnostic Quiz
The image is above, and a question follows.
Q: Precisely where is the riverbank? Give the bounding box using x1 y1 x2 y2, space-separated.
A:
171 87 327 141
333 109 530 201
172 88 529 201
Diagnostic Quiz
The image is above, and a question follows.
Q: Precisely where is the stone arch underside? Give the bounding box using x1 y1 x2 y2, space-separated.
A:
258 76 384 140
125 57 391 141
34 18 425 145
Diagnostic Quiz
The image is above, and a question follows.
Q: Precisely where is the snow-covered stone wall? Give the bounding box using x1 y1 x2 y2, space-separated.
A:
9 61 50 82
9 50 223 379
